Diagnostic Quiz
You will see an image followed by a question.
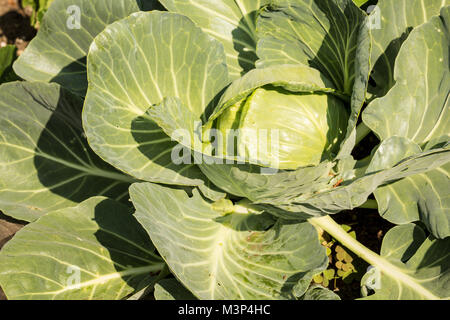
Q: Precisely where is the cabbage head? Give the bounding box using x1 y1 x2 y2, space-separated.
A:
213 85 348 170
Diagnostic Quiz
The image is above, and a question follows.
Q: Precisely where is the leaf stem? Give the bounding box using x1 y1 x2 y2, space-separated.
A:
355 122 372 145
309 215 439 299
358 199 378 210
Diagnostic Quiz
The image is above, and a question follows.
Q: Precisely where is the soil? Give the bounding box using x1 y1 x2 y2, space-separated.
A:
0 213 26 300
0 0 398 301
0 0 36 54
331 208 395 299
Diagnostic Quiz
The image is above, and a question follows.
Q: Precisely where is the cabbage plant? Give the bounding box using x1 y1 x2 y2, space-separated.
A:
0 0 448 300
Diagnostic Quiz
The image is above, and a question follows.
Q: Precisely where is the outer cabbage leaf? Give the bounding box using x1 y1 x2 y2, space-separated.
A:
368 137 450 239
336 13 371 160
130 182 328 300
361 224 449 299
13 0 163 96
372 163 450 239
159 0 270 79
363 8 450 238
0 82 134 222
263 137 450 219
0 197 165 300
0 45 19 84
83 11 229 189
256 0 367 95
197 161 334 208
364 7 449 144
301 285 340 300
368 0 449 98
